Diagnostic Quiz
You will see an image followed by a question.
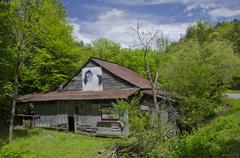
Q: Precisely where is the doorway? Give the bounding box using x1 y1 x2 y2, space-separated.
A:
68 116 75 132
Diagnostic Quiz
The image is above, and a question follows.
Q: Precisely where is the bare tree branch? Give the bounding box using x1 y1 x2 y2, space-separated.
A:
132 22 179 136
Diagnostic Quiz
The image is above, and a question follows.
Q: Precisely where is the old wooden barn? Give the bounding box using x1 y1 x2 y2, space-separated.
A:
17 57 168 136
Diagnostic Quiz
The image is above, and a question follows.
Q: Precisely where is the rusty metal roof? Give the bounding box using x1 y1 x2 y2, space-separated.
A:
17 88 139 102
91 58 151 89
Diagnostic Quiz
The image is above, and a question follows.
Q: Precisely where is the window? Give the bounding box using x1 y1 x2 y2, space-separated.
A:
101 107 119 120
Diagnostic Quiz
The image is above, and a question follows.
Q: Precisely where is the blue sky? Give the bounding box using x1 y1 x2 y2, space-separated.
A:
62 0 240 47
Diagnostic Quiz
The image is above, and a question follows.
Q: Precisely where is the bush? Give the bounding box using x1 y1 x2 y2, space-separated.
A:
169 101 240 158
0 140 5 149
0 145 36 158
231 76 240 90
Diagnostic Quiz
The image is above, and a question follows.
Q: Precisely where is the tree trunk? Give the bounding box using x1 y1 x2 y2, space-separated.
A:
8 74 18 143
145 64 159 109
8 99 15 143
145 63 159 123
9 49 20 143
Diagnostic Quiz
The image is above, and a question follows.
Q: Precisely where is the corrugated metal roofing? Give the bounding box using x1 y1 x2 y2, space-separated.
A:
17 57 155 103
17 88 139 102
91 58 151 89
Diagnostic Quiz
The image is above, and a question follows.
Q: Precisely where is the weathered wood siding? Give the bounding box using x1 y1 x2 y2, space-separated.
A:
34 101 97 127
75 103 102 129
33 100 128 135
33 101 104 129
63 61 134 91
34 102 69 128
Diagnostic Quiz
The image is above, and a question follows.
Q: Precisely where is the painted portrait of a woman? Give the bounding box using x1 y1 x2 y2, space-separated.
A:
82 67 103 91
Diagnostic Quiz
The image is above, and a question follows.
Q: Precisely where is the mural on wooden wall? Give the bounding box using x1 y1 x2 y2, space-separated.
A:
82 67 103 91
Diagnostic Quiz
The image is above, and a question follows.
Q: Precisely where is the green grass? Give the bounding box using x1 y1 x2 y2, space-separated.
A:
226 89 240 94
0 128 115 158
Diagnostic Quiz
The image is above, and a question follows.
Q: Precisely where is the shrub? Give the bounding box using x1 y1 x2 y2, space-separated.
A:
0 145 36 158
0 140 5 149
169 105 240 158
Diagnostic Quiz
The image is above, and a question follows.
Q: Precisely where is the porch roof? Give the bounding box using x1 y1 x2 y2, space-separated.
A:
17 88 139 103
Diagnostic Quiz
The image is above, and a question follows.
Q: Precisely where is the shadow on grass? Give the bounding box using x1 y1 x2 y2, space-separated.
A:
0 128 41 144
14 128 40 137
219 139 240 158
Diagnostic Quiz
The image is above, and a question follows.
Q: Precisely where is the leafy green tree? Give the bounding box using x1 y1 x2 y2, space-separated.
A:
0 0 80 143
212 19 240 55
232 19 240 54
20 1 80 92
160 40 240 131
0 2 16 127
92 38 121 60
5 0 47 143
184 21 213 46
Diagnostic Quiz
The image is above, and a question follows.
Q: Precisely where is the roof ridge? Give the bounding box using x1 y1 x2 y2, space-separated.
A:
90 57 147 79
89 57 134 68
90 58 151 89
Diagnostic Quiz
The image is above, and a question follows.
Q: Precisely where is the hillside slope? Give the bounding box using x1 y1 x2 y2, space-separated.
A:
168 99 240 158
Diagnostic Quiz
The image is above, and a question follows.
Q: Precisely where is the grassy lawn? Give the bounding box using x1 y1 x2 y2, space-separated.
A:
226 89 240 94
0 128 116 158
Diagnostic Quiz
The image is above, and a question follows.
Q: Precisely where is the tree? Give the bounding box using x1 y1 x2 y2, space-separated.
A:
6 0 46 143
160 40 240 131
133 23 180 137
131 23 160 115
5 0 76 143
92 38 121 60
232 19 240 54
211 19 240 55
20 1 80 93
0 2 16 128
184 21 213 46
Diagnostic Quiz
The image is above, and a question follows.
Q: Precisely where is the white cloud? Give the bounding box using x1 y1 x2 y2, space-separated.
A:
157 23 190 41
98 8 124 20
104 0 239 7
69 18 92 44
102 0 240 15
184 2 217 11
69 8 192 48
68 1 240 47
208 7 240 18
100 0 179 6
